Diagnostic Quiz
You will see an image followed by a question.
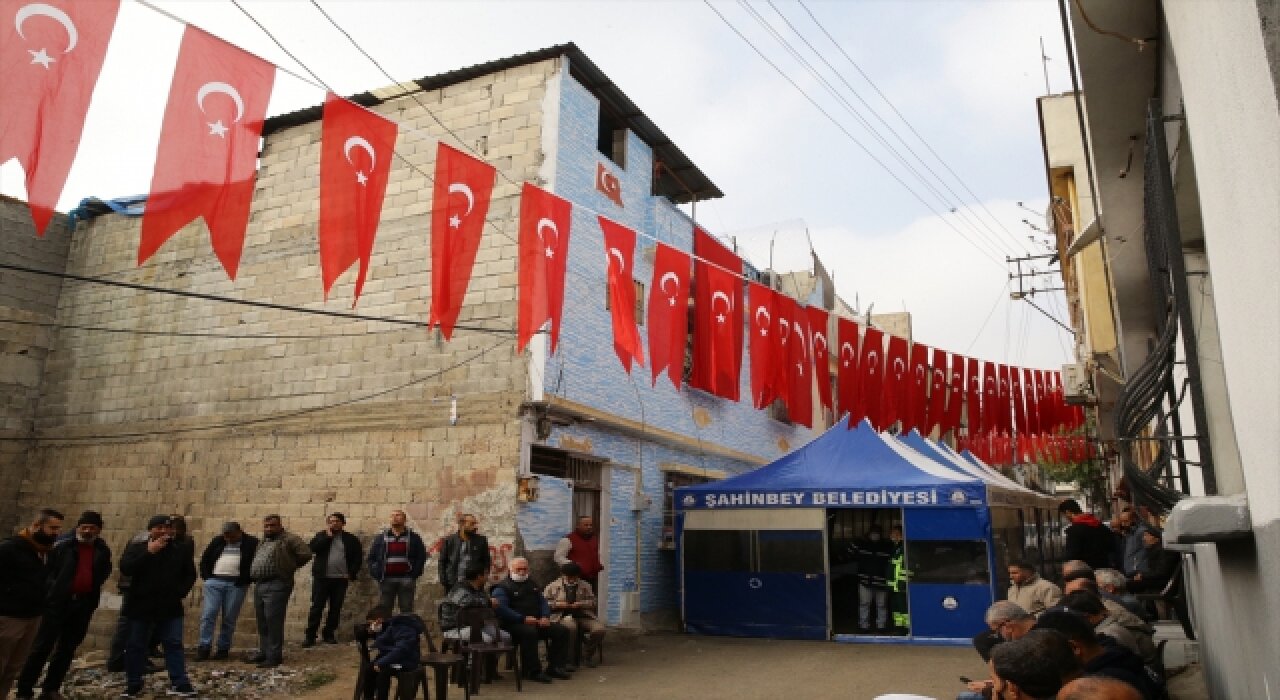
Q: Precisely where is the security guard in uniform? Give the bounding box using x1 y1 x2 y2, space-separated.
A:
887 525 910 634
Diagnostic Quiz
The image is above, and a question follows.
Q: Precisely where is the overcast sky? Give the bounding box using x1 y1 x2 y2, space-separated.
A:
0 0 1077 370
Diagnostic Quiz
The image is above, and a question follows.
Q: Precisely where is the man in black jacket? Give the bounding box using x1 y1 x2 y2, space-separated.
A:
119 515 198 698
437 514 490 590
1060 499 1115 570
491 557 570 683
16 511 111 700
196 522 259 661
0 508 63 699
1033 610 1165 700
304 513 363 646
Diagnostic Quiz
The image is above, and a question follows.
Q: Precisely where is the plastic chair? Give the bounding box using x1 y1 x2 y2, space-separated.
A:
352 622 428 700
456 607 521 695
418 615 469 700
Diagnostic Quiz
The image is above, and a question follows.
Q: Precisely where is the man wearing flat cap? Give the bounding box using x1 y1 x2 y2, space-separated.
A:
119 515 198 698
15 511 112 700
196 522 259 661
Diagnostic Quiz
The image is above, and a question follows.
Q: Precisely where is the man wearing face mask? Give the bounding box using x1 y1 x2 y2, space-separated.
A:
0 508 64 699
491 557 570 683
16 511 112 700
854 524 894 633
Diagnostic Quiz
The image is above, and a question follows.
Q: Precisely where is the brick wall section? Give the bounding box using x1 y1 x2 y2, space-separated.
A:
15 58 561 651
0 195 72 529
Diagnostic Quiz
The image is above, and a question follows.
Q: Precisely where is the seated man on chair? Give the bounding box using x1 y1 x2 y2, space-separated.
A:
544 562 607 668
440 565 509 644
363 606 423 700
491 557 571 684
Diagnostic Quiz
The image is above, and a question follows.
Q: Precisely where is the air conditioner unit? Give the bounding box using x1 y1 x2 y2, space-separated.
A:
1062 362 1092 404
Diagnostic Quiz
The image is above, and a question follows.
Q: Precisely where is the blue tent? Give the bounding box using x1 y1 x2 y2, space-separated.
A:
675 419 1055 643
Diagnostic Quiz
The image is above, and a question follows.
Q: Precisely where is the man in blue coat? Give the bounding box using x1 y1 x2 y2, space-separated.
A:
362 606 423 700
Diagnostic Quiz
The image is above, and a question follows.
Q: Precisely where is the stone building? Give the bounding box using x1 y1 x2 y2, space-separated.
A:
1 44 854 646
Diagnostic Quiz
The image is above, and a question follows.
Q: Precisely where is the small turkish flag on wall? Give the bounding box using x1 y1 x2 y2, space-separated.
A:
596 162 623 207
647 242 690 389
317 93 398 304
140 26 275 279
1 0 120 235
598 216 644 372
516 183 572 352
430 142 497 340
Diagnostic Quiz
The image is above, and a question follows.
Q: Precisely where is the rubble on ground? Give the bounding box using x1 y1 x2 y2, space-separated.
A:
54 647 343 699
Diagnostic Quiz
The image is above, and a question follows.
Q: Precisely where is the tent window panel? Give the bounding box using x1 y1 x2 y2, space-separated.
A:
757 530 825 574
684 530 751 572
906 540 990 585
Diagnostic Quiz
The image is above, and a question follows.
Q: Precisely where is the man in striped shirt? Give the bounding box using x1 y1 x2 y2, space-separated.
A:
367 510 427 613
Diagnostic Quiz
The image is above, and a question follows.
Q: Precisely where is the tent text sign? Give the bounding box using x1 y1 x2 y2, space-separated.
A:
680 485 986 509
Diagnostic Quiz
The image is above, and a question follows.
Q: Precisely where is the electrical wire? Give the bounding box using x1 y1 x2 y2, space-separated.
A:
0 317 409 340
795 0 1035 257
703 1 1007 270
964 281 1011 354
0 336 513 442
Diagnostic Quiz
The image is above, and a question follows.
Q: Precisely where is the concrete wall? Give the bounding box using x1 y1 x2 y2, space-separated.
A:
12 58 560 650
0 196 72 529
1160 2 1280 696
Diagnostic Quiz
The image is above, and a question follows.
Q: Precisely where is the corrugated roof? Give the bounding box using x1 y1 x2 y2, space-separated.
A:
263 43 722 204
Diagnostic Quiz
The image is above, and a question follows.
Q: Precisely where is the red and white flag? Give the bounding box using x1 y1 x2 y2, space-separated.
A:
966 357 983 436
430 143 497 340
780 296 813 428
943 353 967 437
904 341 931 434
1012 366 1028 435
982 361 999 435
925 347 949 436
854 326 885 429
689 228 742 400
806 307 833 416
881 334 909 429
599 216 644 372
836 316 860 422
515 183 571 351
1 0 120 235
1024 368 1041 434
140 27 275 279
1033 370 1049 431
317 93 398 304
748 282 781 408
647 242 690 389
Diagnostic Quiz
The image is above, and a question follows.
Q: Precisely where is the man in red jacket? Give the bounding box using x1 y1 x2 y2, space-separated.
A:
554 516 603 592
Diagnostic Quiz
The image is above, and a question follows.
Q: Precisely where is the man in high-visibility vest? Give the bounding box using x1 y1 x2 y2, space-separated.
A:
887 525 910 634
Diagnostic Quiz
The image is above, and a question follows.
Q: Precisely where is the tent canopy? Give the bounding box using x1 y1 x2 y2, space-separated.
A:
678 419 987 510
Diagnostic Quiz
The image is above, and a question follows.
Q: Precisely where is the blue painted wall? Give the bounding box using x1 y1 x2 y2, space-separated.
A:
531 64 824 623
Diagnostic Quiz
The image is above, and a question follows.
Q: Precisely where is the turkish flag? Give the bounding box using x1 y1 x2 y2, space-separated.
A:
904 342 930 434
836 316 860 422
689 229 743 400
1 0 119 235
980 361 999 435
998 364 1013 433
317 93 398 304
599 216 644 372
855 326 885 429
782 298 813 427
140 27 274 279
943 353 967 437
430 142 497 340
1024 368 1041 434
515 183 571 351
1033 370 1049 431
966 357 983 436
881 335 909 428
925 348 949 436
1048 371 1066 430
1012 366 1028 435
747 283 780 408
807 307 833 416
647 242 690 389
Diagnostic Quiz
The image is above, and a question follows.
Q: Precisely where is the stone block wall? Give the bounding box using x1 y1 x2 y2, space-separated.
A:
0 195 72 530
13 57 563 651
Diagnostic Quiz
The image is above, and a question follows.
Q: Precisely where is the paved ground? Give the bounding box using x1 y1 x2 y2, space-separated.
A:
301 632 985 700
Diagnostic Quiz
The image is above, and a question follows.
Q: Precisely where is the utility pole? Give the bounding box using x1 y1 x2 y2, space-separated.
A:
1007 252 1073 336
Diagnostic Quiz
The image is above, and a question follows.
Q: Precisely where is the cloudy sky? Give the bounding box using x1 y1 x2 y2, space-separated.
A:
0 0 1077 370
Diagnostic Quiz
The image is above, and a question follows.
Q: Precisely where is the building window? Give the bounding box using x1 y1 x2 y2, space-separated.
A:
604 280 645 324
597 109 627 168
662 471 714 549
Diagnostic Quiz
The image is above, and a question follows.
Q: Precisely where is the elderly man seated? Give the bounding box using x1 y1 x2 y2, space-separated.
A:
440 564 510 644
1095 569 1145 617
491 557 571 684
544 562 606 668
962 602 1038 698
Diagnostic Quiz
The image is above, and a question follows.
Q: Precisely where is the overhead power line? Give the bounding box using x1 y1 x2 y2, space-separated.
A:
703 1 1007 270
